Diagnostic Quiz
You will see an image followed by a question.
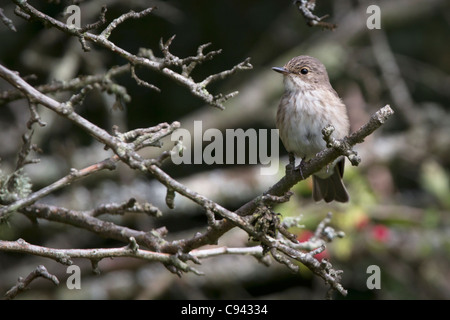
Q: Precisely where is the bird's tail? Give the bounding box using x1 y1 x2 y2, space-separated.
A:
312 158 349 203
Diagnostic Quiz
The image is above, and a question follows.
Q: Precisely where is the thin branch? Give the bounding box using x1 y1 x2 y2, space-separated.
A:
190 246 264 259
159 36 222 69
26 103 47 129
79 4 107 33
0 155 117 221
15 130 40 170
200 57 252 87
0 64 130 105
0 8 16 32
100 7 155 39
130 64 161 92
0 238 203 276
293 0 337 30
20 204 164 251
0 63 118 147
4 265 59 300
67 84 94 107
115 121 180 150
91 198 163 218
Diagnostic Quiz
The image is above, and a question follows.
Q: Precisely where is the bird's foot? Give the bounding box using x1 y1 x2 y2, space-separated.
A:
285 152 296 175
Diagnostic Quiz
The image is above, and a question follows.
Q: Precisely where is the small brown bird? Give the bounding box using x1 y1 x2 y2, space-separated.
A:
273 55 350 202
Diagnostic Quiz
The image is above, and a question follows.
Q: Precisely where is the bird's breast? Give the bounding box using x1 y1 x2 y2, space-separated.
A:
277 91 322 158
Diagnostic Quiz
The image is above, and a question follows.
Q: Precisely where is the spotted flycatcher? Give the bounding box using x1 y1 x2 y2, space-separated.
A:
273 55 350 202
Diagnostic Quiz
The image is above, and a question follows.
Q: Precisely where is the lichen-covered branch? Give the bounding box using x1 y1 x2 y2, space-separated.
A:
293 0 337 30
0 7 16 32
0 64 130 105
11 0 252 109
0 238 203 277
4 265 59 300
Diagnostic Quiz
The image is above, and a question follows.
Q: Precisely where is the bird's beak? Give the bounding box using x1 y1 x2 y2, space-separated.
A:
272 67 289 74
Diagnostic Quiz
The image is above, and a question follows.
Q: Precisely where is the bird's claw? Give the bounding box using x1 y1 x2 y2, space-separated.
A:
285 153 305 180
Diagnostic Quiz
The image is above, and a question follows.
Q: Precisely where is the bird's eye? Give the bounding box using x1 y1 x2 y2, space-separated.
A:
300 68 309 75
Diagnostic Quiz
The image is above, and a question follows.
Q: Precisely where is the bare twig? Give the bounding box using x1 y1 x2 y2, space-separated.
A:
190 246 265 259
26 103 47 129
15 131 40 170
200 57 252 87
293 0 337 30
0 8 16 32
67 85 93 107
20 204 164 251
100 7 155 39
0 238 203 277
4 265 59 300
130 64 161 92
0 64 130 105
91 198 162 218
79 5 107 33
0 155 117 221
115 121 180 150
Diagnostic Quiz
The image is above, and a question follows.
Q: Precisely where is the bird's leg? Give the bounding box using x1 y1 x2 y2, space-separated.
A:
285 152 296 175
297 158 305 180
286 153 306 180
